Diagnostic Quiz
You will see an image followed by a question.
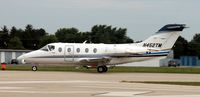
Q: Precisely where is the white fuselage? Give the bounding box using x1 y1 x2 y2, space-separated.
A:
18 43 169 66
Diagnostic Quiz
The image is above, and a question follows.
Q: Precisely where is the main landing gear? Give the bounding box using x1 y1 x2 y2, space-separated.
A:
97 65 108 73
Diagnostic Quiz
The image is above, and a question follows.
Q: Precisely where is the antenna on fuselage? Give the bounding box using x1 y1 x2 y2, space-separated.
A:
83 40 87 44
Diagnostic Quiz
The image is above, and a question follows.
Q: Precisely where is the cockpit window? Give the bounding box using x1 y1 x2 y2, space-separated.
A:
40 45 48 51
48 45 55 51
40 45 55 51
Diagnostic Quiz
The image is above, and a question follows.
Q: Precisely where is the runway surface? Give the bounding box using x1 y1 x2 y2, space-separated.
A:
1 71 200 97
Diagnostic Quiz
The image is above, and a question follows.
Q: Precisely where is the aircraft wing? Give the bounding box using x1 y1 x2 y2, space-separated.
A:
77 57 111 64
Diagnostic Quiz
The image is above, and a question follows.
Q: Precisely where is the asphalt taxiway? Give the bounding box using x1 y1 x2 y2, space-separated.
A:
1 71 200 97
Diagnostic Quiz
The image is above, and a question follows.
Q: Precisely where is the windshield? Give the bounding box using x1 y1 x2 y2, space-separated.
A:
40 45 55 51
48 45 55 51
40 45 48 51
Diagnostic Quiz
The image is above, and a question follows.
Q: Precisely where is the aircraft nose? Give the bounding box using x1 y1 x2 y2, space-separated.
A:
17 54 24 60
17 54 26 64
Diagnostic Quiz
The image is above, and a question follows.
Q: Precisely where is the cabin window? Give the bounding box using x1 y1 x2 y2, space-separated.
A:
76 48 80 53
85 48 89 53
67 48 71 52
58 47 62 52
93 48 97 53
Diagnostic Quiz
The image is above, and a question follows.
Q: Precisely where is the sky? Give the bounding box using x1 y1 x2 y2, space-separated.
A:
0 0 199 41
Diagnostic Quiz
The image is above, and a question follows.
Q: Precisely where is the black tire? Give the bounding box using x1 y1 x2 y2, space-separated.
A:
103 66 108 72
32 66 37 71
97 66 104 73
174 65 177 67
97 65 108 73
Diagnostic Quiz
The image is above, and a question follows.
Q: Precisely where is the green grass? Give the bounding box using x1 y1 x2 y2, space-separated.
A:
121 81 200 86
4 64 200 74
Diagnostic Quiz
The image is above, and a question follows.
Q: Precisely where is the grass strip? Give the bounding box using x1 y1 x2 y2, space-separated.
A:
4 65 200 74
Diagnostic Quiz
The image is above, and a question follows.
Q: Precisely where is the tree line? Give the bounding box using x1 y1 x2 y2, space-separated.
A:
0 24 133 50
173 34 200 58
0 24 200 58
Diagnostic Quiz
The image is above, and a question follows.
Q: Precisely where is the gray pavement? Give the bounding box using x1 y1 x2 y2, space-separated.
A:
0 71 200 97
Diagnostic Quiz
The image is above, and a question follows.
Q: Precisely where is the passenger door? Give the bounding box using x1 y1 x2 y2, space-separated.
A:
64 45 74 62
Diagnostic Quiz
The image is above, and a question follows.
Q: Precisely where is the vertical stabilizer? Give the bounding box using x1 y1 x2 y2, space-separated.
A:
137 24 186 50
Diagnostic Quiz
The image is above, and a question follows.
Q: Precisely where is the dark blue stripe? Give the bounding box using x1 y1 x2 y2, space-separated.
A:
31 52 169 58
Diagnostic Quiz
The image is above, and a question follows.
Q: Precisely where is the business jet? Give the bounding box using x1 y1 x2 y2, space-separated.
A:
17 24 186 73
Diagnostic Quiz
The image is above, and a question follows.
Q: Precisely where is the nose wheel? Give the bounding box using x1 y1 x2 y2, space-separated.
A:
97 65 108 73
32 66 37 71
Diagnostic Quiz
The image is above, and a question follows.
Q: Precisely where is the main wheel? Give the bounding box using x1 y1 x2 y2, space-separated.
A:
97 65 108 73
32 66 37 71
97 66 104 73
103 66 108 72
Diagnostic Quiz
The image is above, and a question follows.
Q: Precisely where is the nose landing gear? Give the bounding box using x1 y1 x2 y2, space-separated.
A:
32 66 37 71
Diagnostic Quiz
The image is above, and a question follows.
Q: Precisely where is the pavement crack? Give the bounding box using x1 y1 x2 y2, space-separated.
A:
92 92 109 96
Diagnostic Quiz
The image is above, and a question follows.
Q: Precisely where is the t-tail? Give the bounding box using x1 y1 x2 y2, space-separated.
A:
137 24 187 51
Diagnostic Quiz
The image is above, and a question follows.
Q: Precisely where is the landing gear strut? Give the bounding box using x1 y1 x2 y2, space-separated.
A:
97 65 108 73
32 66 37 71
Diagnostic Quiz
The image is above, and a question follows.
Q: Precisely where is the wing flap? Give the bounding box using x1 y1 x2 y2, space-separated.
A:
78 57 111 63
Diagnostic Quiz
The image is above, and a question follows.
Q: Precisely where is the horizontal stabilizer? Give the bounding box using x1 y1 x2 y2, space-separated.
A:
158 24 186 32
